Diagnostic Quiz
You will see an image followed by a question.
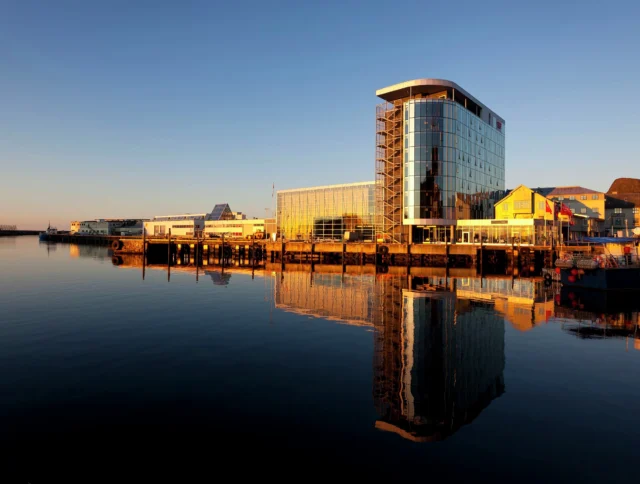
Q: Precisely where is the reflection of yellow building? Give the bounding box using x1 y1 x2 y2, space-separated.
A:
454 277 555 331
493 298 554 332
495 185 554 221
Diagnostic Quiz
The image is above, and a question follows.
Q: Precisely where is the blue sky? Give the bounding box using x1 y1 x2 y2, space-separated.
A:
1 0 638 229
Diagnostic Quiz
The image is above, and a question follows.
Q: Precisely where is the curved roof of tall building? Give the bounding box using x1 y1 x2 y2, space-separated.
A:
376 78 504 122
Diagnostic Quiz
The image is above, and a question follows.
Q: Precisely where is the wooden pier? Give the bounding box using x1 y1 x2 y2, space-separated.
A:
45 233 600 275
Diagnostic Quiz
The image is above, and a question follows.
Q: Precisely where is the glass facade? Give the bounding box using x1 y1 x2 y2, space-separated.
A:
276 182 376 241
455 220 552 246
403 99 505 224
208 203 234 221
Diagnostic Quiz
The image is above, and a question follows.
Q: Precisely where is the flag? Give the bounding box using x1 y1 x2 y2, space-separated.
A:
560 203 573 217
545 201 552 214
272 182 274 198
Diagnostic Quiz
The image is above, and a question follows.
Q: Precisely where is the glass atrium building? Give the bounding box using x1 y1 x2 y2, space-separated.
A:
376 79 506 243
276 182 376 241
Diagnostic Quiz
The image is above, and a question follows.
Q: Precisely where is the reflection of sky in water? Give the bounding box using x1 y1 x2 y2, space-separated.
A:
1 236 640 480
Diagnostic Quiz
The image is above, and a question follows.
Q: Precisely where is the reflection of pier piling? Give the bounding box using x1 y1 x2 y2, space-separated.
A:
123 234 268 270
263 241 562 276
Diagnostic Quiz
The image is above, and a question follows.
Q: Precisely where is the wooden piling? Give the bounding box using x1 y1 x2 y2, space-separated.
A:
252 233 256 270
167 229 171 282
142 228 146 281
511 241 515 275
479 238 484 276
280 238 285 271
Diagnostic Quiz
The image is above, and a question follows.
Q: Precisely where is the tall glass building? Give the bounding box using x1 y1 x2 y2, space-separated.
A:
276 182 376 241
376 79 506 243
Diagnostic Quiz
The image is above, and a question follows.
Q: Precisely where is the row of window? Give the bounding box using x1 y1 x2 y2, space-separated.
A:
601 208 639 214
405 100 505 145
405 115 504 148
572 208 598 215
205 223 264 228
404 130 505 159
501 203 530 212
403 175 501 191
406 148 505 174
403 160 505 179
556 194 599 200
500 202 604 216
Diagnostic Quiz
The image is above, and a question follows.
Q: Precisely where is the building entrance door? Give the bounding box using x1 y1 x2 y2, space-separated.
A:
462 231 470 243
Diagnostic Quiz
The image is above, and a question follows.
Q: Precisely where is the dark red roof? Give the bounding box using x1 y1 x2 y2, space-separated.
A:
607 178 640 206
607 178 640 195
546 186 601 196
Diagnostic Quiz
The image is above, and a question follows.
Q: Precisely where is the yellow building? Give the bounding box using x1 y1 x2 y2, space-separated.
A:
542 186 605 237
454 185 558 245
493 184 607 240
495 185 555 221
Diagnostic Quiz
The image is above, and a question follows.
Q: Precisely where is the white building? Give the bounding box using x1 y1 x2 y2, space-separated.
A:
70 219 144 235
143 204 236 237
144 214 206 237
141 204 275 239
204 218 276 239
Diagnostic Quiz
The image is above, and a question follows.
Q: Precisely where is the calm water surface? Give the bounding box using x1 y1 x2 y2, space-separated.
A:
1 236 640 480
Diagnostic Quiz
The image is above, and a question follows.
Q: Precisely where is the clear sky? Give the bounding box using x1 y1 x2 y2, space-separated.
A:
1 0 638 229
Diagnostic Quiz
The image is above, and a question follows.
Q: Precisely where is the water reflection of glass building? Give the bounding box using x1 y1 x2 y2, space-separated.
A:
374 289 505 442
275 272 377 326
376 79 506 243
271 271 516 442
276 182 376 241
